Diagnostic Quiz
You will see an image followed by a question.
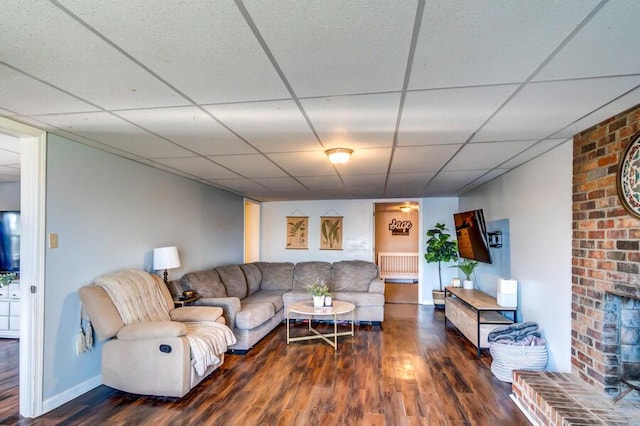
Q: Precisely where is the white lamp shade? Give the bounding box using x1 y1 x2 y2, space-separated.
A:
153 246 181 270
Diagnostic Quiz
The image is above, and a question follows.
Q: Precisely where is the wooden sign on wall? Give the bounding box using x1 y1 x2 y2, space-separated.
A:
388 218 412 236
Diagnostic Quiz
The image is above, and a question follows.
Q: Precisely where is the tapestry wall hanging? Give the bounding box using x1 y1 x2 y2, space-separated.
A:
320 216 343 250
617 131 640 219
286 216 308 249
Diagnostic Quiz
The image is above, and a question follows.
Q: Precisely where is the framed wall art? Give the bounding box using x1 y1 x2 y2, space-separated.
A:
286 216 308 249
616 131 640 219
320 216 343 250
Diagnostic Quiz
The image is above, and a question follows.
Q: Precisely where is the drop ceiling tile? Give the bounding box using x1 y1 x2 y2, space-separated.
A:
205 100 319 153
207 154 288 178
297 176 347 192
444 140 536 171
386 172 436 195
336 148 392 176
257 177 308 192
424 170 489 196
409 0 599 89
464 169 510 192
268 151 336 177
557 87 640 139
153 157 240 180
36 112 192 158
58 0 290 104
473 76 640 142
244 0 417 96
534 1 640 81
302 93 401 149
398 85 517 146
115 107 255 156
47 128 142 160
500 138 569 169
1 1 185 109
206 178 273 197
0 64 98 115
391 145 461 173
342 174 387 188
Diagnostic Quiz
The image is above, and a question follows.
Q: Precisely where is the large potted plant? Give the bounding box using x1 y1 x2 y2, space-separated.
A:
425 223 458 308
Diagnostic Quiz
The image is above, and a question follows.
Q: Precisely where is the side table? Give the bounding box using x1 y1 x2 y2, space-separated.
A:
173 295 201 308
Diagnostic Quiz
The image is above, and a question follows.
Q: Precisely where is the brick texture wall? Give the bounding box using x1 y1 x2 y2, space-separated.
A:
572 103 640 396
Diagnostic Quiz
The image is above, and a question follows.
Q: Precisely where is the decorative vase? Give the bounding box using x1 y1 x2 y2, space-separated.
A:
463 280 474 289
451 278 461 287
313 295 325 308
324 296 332 306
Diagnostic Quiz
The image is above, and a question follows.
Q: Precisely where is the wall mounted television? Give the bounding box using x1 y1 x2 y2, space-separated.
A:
453 209 492 264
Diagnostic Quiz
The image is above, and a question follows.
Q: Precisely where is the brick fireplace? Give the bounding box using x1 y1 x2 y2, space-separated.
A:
572 103 640 401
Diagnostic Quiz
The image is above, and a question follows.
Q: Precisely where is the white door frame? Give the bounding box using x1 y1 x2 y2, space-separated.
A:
0 117 46 418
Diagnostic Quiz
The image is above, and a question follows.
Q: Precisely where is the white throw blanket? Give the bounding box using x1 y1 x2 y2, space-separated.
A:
92 270 235 374
186 321 237 375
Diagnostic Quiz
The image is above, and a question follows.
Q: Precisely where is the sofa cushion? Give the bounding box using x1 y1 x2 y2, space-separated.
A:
235 302 275 330
293 261 332 291
282 290 309 307
331 291 385 307
254 262 294 291
240 263 262 296
180 270 227 298
332 260 379 292
216 265 248 299
243 290 286 313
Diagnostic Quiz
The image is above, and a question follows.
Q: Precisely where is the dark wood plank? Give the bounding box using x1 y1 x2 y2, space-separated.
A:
0 304 529 425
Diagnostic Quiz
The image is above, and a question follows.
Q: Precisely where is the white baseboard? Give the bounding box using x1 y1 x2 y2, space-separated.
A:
42 375 101 414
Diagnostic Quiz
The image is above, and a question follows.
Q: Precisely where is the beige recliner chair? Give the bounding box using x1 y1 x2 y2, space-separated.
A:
79 270 235 398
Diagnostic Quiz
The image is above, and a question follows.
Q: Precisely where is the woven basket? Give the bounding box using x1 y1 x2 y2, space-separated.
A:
489 342 548 383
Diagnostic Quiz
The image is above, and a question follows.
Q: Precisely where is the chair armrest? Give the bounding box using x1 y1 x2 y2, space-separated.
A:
194 297 242 326
170 306 223 323
368 278 385 294
116 321 186 341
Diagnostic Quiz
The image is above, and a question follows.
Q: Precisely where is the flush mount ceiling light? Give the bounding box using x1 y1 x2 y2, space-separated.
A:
400 206 411 213
325 148 353 164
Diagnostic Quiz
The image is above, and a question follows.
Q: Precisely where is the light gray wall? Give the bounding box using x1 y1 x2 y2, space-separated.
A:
459 141 573 372
44 135 244 400
0 182 20 210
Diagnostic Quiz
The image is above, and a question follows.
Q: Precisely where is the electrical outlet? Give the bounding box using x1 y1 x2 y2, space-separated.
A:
49 233 59 249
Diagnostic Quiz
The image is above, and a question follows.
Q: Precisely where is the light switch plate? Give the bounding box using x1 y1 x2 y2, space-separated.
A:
49 233 58 249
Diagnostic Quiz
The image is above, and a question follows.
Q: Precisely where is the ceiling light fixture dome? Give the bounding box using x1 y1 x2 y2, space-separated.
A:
325 148 353 164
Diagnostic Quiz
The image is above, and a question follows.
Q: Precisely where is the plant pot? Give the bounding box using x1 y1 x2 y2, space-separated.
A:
313 295 325 308
432 290 445 309
463 280 474 289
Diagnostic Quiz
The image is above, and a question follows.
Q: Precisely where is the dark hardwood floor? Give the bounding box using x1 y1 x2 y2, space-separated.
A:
1 304 529 425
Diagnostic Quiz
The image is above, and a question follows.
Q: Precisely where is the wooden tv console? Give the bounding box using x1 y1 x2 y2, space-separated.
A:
444 286 517 358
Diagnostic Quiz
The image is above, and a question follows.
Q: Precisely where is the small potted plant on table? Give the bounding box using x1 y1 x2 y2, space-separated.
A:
425 223 458 309
308 280 330 308
451 259 479 289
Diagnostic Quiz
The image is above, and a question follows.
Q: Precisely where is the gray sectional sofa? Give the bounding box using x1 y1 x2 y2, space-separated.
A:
167 260 385 352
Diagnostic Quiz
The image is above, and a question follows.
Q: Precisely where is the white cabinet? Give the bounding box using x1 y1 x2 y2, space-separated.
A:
0 282 19 338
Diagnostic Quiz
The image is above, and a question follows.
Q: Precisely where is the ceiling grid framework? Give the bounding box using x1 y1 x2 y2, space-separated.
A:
0 0 638 201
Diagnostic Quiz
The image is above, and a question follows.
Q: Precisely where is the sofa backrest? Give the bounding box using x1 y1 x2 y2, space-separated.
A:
216 265 248 299
254 262 294 291
293 261 332 291
331 260 379 291
240 263 262 296
180 269 228 298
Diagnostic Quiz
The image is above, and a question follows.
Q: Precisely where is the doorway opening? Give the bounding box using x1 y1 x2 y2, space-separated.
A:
0 117 46 418
374 202 419 304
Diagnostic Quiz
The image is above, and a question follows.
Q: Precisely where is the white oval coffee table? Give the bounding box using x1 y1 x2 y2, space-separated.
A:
286 300 355 351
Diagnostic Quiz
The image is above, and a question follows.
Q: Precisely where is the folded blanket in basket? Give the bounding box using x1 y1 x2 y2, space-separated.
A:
488 322 541 343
